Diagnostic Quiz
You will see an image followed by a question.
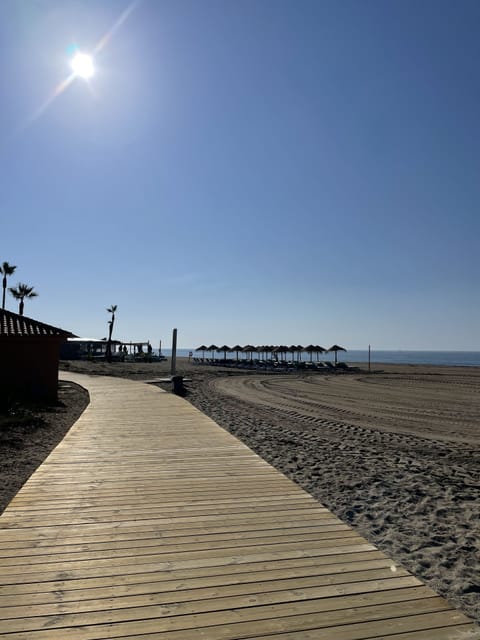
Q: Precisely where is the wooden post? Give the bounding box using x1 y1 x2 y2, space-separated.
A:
170 328 177 377
368 344 371 373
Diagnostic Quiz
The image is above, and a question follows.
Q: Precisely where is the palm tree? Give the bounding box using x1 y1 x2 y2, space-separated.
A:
8 283 38 316
106 304 117 361
0 262 17 309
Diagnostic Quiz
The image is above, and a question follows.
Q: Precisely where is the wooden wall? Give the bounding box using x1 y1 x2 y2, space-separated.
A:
0 338 64 402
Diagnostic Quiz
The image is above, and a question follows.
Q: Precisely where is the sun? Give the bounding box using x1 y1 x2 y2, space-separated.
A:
70 52 95 79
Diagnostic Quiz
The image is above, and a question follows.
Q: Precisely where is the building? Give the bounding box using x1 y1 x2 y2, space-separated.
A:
60 337 116 360
0 309 73 402
60 338 160 361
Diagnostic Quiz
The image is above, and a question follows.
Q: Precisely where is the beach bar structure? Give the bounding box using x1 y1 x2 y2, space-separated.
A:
117 341 152 356
61 338 155 361
0 309 73 402
60 337 120 360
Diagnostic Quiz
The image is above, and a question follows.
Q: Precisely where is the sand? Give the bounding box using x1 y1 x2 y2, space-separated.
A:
2 358 479 622
0 381 89 514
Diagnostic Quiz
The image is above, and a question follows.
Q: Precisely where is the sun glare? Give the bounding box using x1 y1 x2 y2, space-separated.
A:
70 52 95 79
22 2 139 130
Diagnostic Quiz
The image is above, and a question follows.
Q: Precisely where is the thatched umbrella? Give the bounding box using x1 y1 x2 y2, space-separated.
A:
217 344 231 361
274 345 288 362
304 344 317 362
263 345 274 362
195 344 208 360
288 345 298 362
315 345 326 361
328 344 347 364
207 344 218 361
257 345 272 361
231 344 243 361
242 344 257 361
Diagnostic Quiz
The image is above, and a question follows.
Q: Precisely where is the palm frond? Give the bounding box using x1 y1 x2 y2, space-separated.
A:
1 262 17 276
9 283 38 298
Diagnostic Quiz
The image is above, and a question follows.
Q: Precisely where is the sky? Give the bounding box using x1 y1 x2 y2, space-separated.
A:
1 0 479 350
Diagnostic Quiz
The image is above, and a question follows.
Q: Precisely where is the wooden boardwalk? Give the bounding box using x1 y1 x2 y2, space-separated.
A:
0 373 476 639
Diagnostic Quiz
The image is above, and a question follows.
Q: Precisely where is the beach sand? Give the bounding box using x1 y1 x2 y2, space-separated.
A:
2 358 479 622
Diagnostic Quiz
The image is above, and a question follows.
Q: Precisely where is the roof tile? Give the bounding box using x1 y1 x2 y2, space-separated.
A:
0 309 73 338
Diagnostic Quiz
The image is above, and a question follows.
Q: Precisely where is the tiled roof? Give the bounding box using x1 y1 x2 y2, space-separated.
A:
0 309 74 339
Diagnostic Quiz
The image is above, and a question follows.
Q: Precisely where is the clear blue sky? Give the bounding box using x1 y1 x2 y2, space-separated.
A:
1 0 479 350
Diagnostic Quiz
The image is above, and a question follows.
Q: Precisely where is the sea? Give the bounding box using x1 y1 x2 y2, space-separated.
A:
156 349 480 368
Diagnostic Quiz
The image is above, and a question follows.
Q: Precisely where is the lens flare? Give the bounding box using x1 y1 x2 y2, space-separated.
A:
17 0 140 133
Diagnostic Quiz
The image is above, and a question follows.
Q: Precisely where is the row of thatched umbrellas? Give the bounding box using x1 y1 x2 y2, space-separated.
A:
195 344 347 363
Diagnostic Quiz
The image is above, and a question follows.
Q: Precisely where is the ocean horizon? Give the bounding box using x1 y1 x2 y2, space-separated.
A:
157 349 480 368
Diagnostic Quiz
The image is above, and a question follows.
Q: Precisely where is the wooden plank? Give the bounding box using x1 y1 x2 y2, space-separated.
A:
0 587 446 634
0 543 378 584
0 503 329 525
0 576 426 623
0 598 470 639
0 566 413 608
367 627 480 640
0 529 359 561
6 492 310 511
0 516 346 543
0 552 390 596
0 536 373 573
0 523 351 553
